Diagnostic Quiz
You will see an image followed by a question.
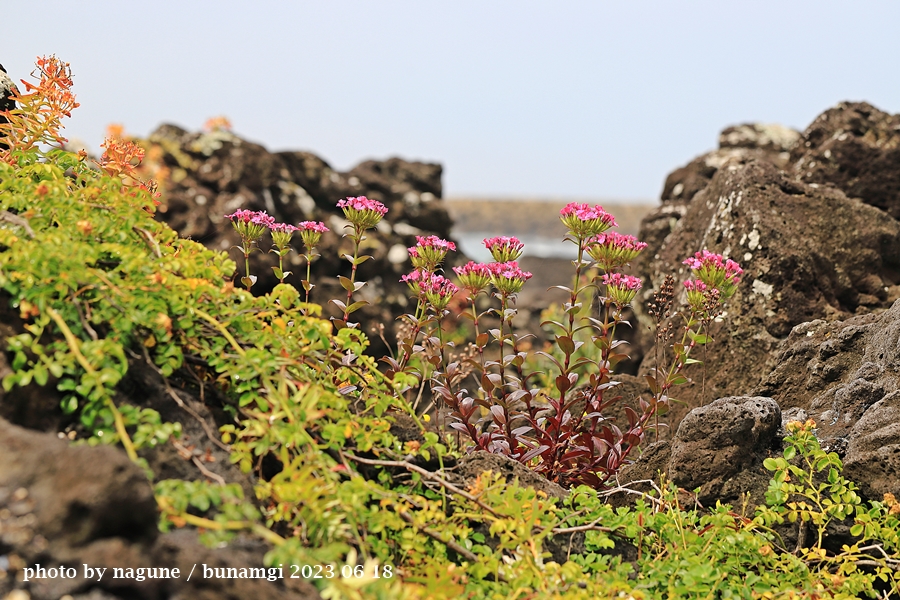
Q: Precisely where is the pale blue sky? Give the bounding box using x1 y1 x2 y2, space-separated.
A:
4 1 899 201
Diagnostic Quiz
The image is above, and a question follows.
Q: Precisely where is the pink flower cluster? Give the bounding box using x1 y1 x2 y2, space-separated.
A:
489 261 532 295
408 235 457 270
225 209 275 243
683 279 721 313
226 209 275 226
587 232 648 271
402 269 459 310
269 222 299 234
559 202 617 238
453 261 493 295
483 236 525 263
337 196 388 229
683 250 743 298
298 221 329 233
601 272 642 306
298 220 329 249
268 222 299 250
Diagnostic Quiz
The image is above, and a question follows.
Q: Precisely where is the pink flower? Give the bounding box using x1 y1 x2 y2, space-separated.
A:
402 270 459 311
422 274 459 311
683 279 720 313
489 261 532 295
683 279 709 293
408 235 456 270
559 202 617 238
337 196 388 230
225 209 257 223
268 222 299 250
682 250 743 298
297 221 329 249
415 235 456 252
453 261 493 295
401 268 428 294
587 232 648 271
483 236 524 263
601 272 642 306
298 221 329 233
269 222 299 234
225 209 274 243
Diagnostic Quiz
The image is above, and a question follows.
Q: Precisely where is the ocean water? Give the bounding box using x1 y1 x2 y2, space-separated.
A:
455 231 578 262
446 199 654 263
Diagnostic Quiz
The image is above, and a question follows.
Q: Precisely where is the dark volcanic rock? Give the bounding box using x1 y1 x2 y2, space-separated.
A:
754 300 900 499
145 124 459 345
450 451 568 500
843 391 900 500
668 396 780 505
791 101 900 219
642 123 800 284
0 417 159 549
635 158 900 413
660 123 799 205
0 64 17 150
0 417 320 600
611 396 781 508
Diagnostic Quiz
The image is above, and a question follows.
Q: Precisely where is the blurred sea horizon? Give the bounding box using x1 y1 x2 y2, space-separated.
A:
445 197 655 261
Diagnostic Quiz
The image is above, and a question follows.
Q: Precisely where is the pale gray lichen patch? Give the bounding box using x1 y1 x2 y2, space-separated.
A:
747 229 761 251
752 279 774 298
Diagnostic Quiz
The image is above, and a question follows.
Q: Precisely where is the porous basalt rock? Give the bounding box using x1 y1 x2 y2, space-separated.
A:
668 396 780 505
791 101 900 219
636 158 900 414
642 122 800 293
612 396 780 508
144 124 459 346
0 417 321 600
450 451 568 501
659 123 799 206
843 391 900 499
754 299 900 499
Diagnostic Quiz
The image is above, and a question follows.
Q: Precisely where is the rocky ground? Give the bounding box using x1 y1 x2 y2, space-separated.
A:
4 101 900 598
620 103 900 502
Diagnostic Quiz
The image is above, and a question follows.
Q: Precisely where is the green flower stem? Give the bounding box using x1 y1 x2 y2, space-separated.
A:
243 250 252 290
396 296 426 373
496 292 518 454
563 238 589 373
304 252 312 301
343 226 364 322
471 297 487 373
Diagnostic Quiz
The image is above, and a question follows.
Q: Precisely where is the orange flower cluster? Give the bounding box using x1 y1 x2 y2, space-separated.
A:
0 55 79 158
98 135 161 207
203 115 233 132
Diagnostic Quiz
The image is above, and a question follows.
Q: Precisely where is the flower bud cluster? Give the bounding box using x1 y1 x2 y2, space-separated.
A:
601 272 642 306
483 236 525 263
453 261 493 295
489 261 533 295
402 269 459 311
587 232 648 272
268 222 299 251
337 195 388 230
226 209 276 244
298 221 329 250
409 235 457 271
683 250 743 298
560 202 617 238
402 235 459 313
